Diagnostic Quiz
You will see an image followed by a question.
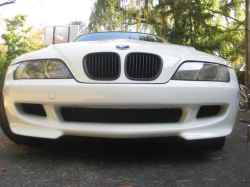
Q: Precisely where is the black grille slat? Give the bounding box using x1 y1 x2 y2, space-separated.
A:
98 55 100 77
126 53 162 80
142 55 145 78
155 56 158 76
104 54 107 77
132 56 135 77
136 58 138 77
94 55 97 77
91 56 93 75
145 55 148 77
111 54 113 77
88 57 91 75
114 55 116 78
84 53 120 80
138 54 141 78
61 108 183 123
101 54 103 77
149 56 151 76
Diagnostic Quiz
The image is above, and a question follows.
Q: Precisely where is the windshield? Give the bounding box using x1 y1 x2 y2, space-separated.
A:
74 32 167 43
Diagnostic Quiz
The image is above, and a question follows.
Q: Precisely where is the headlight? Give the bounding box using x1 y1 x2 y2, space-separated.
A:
14 59 73 79
172 62 229 82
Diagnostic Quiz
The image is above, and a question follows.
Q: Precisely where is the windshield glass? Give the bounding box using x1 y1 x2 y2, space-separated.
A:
74 32 167 43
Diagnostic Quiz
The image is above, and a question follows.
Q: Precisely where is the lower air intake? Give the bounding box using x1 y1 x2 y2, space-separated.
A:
22 104 47 117
196 105 221 118
61 107 182 123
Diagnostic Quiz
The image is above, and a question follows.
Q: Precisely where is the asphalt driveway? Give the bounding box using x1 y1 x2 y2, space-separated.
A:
0 111 249 187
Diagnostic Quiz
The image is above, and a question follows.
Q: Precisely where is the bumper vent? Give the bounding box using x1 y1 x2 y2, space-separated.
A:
83 52 120 80
125 53 162 80
61 107 182 123
22 104 46 117
196 105 221 118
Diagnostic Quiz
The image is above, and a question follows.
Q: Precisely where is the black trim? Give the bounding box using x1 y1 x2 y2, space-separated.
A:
124 52 163 81
171 61 230 82
83 52 121 81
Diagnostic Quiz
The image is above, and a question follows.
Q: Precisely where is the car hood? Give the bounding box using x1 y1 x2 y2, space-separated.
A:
11 39 231 83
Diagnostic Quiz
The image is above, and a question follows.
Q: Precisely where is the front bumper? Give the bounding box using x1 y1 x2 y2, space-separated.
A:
3 74 239 140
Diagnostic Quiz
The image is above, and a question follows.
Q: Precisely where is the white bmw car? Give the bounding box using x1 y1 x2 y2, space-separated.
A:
0 32 239 148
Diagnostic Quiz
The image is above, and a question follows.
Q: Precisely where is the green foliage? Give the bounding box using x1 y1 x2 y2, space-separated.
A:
0 14 44 81
0 45 7 82
88 0 127 32
88 0 245 67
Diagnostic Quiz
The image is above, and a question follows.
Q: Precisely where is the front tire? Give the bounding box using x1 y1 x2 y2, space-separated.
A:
0 81 51 146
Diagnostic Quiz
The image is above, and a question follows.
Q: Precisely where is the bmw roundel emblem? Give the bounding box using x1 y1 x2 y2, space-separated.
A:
116 45 130 50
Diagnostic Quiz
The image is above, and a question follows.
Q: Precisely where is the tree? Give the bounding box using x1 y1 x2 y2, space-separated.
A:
88 0 127 32
88 0 245 67
0 14 44 81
